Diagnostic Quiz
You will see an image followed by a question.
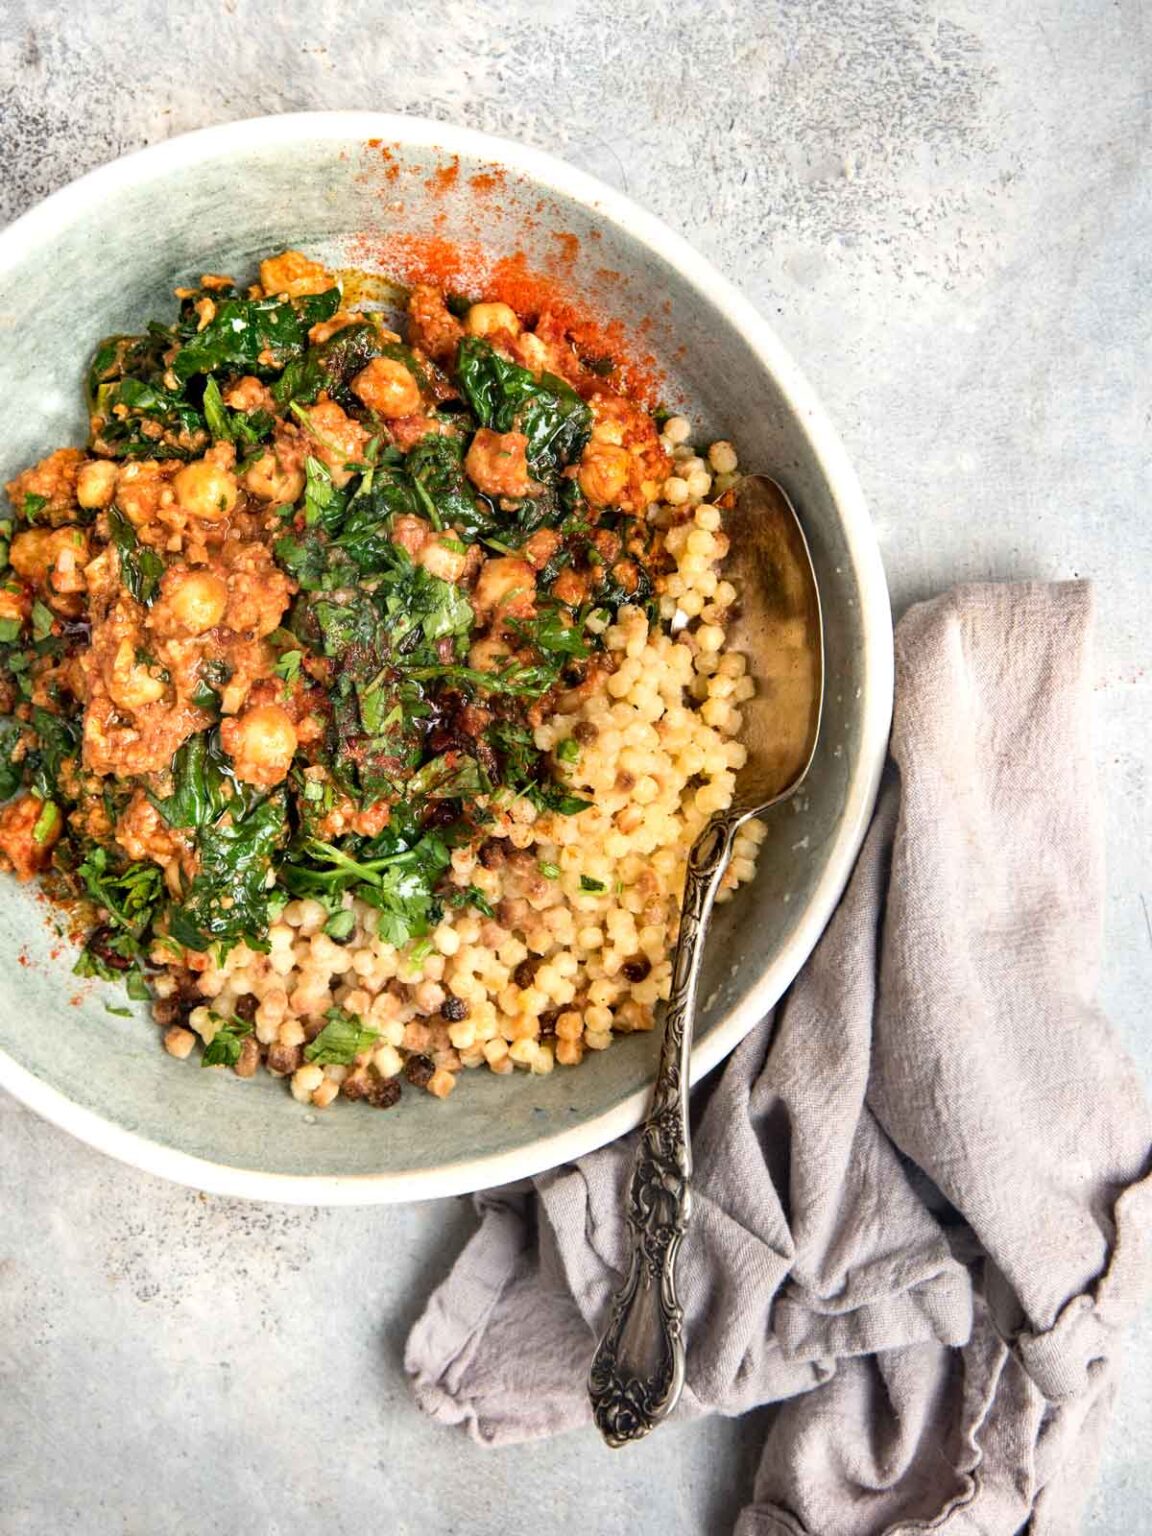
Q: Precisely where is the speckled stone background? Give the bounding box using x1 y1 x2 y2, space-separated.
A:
0 2 1149 1532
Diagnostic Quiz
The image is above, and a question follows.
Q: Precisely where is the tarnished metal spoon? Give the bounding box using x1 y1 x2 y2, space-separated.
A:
588 474 825 1447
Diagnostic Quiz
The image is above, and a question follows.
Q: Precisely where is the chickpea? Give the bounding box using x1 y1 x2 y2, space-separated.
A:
551 567 590 607
513 331 550 371
223 376 272 413
258 250 333 299
107 638 166 711
163 1027 197 1059
10 529 60 585
464 429 533 499
465 302 521 339
304 400 368 487
0 586 27 627
468 634 512 672
10 527 89 594
390 514 432 561
350 356 422 419
172 458 238 520
0 793 60 880
221 703 298 789
578 441 631 507
75 459 118 510
243 452 305 505
151 567 228 637
418 538 469 584
523 527 562 571
472 557 536 622
113 461 172 528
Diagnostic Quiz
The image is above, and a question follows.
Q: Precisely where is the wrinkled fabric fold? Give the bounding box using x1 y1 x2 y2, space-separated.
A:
405 582 1152 1533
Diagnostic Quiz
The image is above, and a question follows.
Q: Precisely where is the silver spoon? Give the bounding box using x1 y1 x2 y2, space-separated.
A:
588 473 825 1447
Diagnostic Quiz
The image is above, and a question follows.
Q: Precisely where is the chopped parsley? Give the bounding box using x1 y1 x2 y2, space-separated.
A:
202 1017 254 1068
304 1008 378 1066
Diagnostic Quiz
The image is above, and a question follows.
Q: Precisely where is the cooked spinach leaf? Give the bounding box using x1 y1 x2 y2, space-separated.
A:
274 530 345 592
107 509 165 605
308 322 383 409
456 338 591 479
73 845 164 984
404 434 491 539
150 730 236 829
173 289 340 382
77 846 163 936
201 377 275 447
168 791 288 952
271 353 324 408
0 717 24 800
301 455 348 531
87 330 207 460
29 707 79 802
405 752 489 801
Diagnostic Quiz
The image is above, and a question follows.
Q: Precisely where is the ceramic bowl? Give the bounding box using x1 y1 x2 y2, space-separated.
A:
0 113 892 1203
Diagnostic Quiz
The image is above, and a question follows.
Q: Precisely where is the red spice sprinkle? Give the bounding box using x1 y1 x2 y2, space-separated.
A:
551 231 580 265
426 157 460 194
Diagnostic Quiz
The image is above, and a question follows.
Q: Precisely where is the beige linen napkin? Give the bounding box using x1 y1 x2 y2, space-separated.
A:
405 582 1152 1534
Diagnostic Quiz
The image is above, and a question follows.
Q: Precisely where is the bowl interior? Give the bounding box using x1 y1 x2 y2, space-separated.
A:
0 118 887 1197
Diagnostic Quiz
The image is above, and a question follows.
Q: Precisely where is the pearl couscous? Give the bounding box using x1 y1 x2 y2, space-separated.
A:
0 251 760 1109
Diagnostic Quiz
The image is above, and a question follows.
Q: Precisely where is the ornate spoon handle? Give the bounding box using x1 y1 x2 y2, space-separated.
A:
588 813 738 1446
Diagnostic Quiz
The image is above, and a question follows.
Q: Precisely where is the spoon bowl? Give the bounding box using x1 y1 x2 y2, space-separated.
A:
589 474 825 1447
720 475 825 811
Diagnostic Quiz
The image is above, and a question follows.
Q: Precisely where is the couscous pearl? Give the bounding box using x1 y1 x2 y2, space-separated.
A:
708 440 738 474
374 1044 404 1079
292 1064 324 1100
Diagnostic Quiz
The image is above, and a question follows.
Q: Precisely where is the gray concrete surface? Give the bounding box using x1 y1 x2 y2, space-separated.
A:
0 1 1149 1531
